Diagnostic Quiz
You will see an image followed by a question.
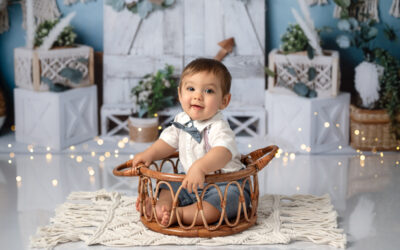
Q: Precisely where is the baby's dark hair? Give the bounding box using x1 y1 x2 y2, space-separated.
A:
179 58 232 96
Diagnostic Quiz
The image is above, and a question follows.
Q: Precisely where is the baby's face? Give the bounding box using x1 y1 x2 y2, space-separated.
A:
178 71 230 121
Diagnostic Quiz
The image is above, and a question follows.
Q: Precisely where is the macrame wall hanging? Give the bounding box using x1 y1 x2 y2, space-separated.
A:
0 0 9 34
389 0 400 18
64 0 96 6
334 0 380 22
307 0 328 6
21 0 60 29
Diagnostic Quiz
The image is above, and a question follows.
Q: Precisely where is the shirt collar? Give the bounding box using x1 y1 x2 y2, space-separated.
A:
180 111 223 132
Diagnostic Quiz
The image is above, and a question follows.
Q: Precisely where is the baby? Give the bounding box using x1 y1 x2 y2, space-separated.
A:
133 58 250 226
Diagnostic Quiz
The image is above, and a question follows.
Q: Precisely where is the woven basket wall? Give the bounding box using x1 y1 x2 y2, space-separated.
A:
350 105 400 151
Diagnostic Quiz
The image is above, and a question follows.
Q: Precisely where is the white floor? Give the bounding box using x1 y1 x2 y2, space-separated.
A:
0 132 399 250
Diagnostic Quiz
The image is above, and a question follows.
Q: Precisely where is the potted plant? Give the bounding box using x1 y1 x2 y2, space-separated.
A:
267 2 340 98
129 64 178 142
334 0 400 150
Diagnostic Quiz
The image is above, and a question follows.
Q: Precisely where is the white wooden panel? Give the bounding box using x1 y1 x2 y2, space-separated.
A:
103 78 139 105
184 0 205 55
104 55 183 78
223 0 263 56
130 10 163 55
230 78 265 106
103 6 141 55
246 0 265 53
163 0 184 55
204 0 224 56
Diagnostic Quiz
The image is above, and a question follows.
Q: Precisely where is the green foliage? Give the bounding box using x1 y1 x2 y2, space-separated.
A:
34 20 77 48
281 24 309 54
131 65 178 118
374 48 400 139
106 0 175 19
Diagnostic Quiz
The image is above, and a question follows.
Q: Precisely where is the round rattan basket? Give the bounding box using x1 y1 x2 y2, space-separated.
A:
350 105 400 151
113 145 278 238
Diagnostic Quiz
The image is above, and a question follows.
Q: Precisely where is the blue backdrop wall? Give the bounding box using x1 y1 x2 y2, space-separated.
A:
0 0 399 129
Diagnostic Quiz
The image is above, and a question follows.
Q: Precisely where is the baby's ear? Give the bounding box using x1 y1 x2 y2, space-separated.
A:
220 93 231 110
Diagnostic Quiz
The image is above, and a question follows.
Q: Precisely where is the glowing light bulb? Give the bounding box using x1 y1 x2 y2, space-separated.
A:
46 153 52 160
8 144 12 148
91 151 96 157
123 137 129 143
16 176 22 182
314 112 318 116
154 113 158 117
300 144 307 150
298 128 302 132
336 123 340 127
338 161 342 166
296 186 300 191
324 122 330 128
8 160 12 164
99 156 105 162
97 139 104 146
354 130 360 135
70 145 75 151
338 145 342 150
380 152 384 157
289 153 296 160
115 149 119 154
360 155 366 160
248 144 252 148
118 141 125 148
306 147 311 152
9 152 15 158
76 156 83 163
52 179 58 187
11 125 15 131
46 146 51 151
30 156 34 160
130 154 134 159
138 128 142 132
158 126 162 130
105 152 111 158
88 167 95 176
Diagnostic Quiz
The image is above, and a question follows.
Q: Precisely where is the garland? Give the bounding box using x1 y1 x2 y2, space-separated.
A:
105 0 175 19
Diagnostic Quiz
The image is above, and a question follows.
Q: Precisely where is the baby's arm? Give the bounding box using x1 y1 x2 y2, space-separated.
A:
182 146 232 193
131 139 176 167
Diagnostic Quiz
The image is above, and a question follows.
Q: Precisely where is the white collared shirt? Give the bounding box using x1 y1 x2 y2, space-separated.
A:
159 111 243 173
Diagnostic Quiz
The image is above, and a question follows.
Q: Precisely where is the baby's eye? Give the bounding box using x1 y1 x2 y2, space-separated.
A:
187 87 195 91
205 89 214 94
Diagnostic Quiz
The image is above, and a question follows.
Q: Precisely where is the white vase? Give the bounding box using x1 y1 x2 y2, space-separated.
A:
128 116 159 143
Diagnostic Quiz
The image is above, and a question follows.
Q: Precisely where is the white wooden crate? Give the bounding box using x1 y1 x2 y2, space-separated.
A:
268 49 340 98
265 91 350 153
14 86 98 150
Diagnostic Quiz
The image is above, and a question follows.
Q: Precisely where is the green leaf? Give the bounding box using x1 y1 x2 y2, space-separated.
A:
41 77 70 92
138 0 153 18
105 0 125 12
285 66 297 77
293 82 310 97
308 67 317 81
164 0 175 6
59 67 83 84
338 19 351 31
307 45 314 60
265 67 276 77
383 24 397 42
336 35 351 48
76 57 88 64
367 27 378 40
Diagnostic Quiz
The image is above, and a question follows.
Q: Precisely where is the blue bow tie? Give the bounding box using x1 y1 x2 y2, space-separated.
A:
172 120 202 143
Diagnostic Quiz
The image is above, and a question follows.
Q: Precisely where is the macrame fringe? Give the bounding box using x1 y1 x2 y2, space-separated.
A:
307 0 328 6
30 190 346 249
390 0 400 18
21 0 61 29
0 0 8 34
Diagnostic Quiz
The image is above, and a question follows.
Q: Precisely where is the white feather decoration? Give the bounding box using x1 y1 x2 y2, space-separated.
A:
355 61 382 108
39 12 76 51
291 0 323 55
26 0 35 49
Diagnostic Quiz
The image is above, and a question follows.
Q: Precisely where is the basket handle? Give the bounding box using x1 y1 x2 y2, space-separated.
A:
242 145 279 172
113 159 145 177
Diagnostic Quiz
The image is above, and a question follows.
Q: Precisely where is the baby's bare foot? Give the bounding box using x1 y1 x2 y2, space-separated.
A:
136 196 152 217
160 205 171 226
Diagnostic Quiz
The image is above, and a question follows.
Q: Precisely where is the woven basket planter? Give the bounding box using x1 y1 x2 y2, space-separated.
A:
128 117 159 143
350 105 400 151
267 49 340 98
14 45 94 91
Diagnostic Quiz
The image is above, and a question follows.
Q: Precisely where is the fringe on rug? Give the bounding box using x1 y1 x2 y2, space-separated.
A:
30 190 346 249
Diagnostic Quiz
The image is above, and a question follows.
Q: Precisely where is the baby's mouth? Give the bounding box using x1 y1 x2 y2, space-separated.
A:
191 104 204 110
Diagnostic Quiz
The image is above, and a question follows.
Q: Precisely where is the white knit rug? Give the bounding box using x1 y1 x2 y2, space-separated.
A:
30 190 346 249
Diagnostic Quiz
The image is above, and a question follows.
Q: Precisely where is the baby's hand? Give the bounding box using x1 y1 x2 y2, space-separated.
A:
131 151 153 168
182 162 206 194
